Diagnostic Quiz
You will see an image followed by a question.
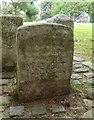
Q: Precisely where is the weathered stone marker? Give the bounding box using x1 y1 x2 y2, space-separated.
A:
17 22 74 101
0 16 23 71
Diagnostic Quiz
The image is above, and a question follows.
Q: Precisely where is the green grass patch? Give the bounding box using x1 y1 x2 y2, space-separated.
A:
74 23 93 62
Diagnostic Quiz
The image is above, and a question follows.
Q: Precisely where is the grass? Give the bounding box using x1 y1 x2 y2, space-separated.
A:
74 23 93 62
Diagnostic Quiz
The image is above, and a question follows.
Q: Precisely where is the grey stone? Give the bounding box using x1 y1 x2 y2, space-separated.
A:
82 61 94 70
70 107 82 110
73 68 89 73
0 79 9 85
0 16 23 72
0 106 4 112
0 96 9 105
52 104 66 113
9 106 24 117
71 74 82 80
73 61 81 65
73 64 82 69
86 88 92 95
17 23 74 101
71 80 81 85
83 99 93 107
31 104 47 115
83 73 94 78
47 14 73 28
3 86 10 93
73 56 85 62
83 79 92 84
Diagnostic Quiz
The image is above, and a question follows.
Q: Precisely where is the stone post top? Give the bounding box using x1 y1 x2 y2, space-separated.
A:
18 22 72 31
0 15 23 23
0 15 22 19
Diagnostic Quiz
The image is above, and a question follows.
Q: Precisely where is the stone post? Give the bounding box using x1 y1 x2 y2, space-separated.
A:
0 16 23 72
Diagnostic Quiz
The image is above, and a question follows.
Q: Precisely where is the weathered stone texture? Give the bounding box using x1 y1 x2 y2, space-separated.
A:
17 23 74 101
0 16 23 71
47 14 73 28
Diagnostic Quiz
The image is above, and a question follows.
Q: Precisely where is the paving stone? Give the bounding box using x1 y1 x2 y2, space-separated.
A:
0 86 2 95
82 61 94 70
31 104 47 116
0 79 9 85
3 86 10 94
74 56 85 62
83 79 92 84
70 107 82 110
9 106 24 117
0 96 9 105
71 80 81 85
73 68 89 73
0 113 2 119
86 88 93 95
0 72 15 79
52 104 66 113
0 106 4 112
83 73 94 78
83 109 92 118
73 61 81 65
83 99 93 107
71 74 82 80
73 64 82 69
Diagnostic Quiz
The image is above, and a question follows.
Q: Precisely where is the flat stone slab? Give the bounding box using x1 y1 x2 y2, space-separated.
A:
86 88 93 95
83 99 93 107
82 61 94 70
71 80 81 85
0 86 2 95
73 61 81 65
0 79 9 85
83 79 92 84
31 104 47 116
0 96 9 105
3 86 10 94
83 73 94 78
9 106 24 117
0 106 4 112
73 68 89 73
74 56 85 62
73 64 82 69
52 104 66 113
0 72 15 79
83 109 92 118
71 74 82 80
